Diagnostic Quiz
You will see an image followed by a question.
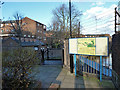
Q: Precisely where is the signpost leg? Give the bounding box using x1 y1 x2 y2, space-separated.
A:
74 54 76 76
100 56 102 81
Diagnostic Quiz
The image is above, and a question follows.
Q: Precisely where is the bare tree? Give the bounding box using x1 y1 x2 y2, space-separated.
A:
52 4 82 36
47 4 82 48
9 12 24 44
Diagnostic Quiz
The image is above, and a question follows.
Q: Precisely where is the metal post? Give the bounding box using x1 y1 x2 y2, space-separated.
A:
78 22 80 37
69 0 73 73
100 56 102 81
62 48 64 65
70 55 73 73
115 7 117 33
47 47 49 59
74 54 76 76
69 0 72 38
41 48 44 64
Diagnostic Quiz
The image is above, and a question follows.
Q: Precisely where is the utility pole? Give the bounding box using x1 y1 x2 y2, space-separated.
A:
78 22 80 37
114 7 120 33
115 7 117 33
69 0 73 73
69 0 72 38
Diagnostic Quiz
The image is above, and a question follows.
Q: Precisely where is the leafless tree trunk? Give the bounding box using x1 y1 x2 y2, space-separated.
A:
9 12 24 45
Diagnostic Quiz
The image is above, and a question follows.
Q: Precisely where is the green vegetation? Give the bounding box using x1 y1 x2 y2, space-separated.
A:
2 48 39 88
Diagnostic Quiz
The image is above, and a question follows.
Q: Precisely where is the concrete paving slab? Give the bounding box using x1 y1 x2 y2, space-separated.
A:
31 65 115 89
56 76 65 81
60 82 75 88
63 78 75 83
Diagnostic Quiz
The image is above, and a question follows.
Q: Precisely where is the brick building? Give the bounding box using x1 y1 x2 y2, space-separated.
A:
1 17 46 43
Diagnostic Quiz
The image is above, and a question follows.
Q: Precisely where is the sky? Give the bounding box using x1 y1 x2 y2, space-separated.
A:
1 1 119 35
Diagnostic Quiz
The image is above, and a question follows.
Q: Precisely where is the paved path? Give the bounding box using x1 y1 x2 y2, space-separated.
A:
31 65 115 88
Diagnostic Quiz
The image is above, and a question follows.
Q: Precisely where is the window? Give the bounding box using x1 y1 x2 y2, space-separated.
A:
37 30 39 32
11 29 14 32
43 37 46 40
22 23 27 25
24 35 26 37
40 25 42 27
39 37 42 40
43 31 46 34
6 23 9 25
40 31 42 33
28 35 30 37
44 38 46 41
1 24 3 27
11 23 15 26
1 30 3 32
43 25 46 29
6 29 9 32
37 23 39 26
13 34 15 36
32 35 34 38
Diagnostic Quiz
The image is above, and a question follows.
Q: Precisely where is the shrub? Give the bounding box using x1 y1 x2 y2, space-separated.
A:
2 47 39 88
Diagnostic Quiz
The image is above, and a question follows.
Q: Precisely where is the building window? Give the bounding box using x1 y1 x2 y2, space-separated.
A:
40 37 42 40
32 35 34 38
1 30 3 32
28 35 30 37
6 29 9 32
43 37 46 40
6 23 9 25
1 24 3 27
13 34 15 36
11 29 14 32
37 23 39 26
13 23 15 25
37 30 39 32
44 38 46 41
40 24 42 27
22 23 27 26
43 25 46 29
40 31 42 33
43 31 46 34
24 35 26 37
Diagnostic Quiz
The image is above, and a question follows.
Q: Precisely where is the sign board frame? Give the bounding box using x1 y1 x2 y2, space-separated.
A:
69 37 109 57
69 37 109 81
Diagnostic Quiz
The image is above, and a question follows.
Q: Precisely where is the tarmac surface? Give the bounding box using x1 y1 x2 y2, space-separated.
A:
31 65 115 88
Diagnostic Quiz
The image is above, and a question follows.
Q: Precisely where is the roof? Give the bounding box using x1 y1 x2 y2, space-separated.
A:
2 37 44 47
2 37 20 43
2 17 46 26
2 20 16 24
21 40 44 46
23 17 46 26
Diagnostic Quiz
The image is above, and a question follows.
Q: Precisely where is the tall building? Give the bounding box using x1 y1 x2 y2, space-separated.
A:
1 17 46 43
